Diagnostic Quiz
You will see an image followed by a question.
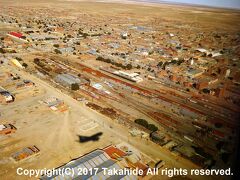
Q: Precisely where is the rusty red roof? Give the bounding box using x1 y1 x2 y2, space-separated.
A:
104 145 126 159
9 32 23 38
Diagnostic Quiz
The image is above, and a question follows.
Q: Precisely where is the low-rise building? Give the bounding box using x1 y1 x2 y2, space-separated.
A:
16 80 35 88
7 32 28 43
113 70 143 83
55 73 82 88
0 124 17 135
195 76 218 90
11 145 40 162
40 149 138 180
0 91 15 103
186 68 204 78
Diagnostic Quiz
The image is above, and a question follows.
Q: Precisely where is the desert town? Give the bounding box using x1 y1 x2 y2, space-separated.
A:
0 0 240 179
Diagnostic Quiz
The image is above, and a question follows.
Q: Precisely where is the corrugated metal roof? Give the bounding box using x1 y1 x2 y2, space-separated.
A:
41 150 136 180
55 74 81 85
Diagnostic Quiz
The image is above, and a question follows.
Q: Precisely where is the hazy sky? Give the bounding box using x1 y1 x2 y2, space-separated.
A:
142 0 240 9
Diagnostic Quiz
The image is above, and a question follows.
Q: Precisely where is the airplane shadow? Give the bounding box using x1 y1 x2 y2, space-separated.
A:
77 132 103 143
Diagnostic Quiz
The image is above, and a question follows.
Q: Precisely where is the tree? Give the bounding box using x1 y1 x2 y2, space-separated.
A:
10 50 16 53
0 48 5 54
203 88 210 94
16 57 22 61
115 63 121 67
135 119 148 128
34 58 40 64
71 83 79 91
96 56 104 61
147 124 158 132
126 64 132 70
22 63 28 68
54 49 62 54
53 44 59 48
177 61 183 65
157 61 163 67
192 83 197 89
214 122 223 128
105 59 111 63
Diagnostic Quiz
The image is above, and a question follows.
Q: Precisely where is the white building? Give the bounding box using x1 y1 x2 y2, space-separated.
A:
113 71 143 83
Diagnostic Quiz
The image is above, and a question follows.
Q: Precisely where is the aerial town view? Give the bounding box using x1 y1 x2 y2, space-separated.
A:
0 0 240 179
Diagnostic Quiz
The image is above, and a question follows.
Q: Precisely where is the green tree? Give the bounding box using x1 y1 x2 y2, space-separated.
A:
0 48 5 54
71 83 79 91
147 124 158 132
203 88 210 94
54 49 62 54
53 44 59 48
34 58 40 64
16 57 22 61
157 61 163 67
22 63 28 68
135 119 148 127
126 64 132 70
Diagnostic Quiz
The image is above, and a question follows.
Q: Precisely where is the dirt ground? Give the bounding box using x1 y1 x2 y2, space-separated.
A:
0 65 121 179
0 63 207 180
1 0 239 180
1 0 239 32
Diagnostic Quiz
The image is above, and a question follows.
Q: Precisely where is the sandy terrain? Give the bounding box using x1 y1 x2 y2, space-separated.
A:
0 0 239 32
0 62 206 180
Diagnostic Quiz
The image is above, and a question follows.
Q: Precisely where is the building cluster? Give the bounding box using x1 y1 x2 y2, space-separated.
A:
1 7 239 105
41 144 153 179
41 96 68 112
0 4 239 174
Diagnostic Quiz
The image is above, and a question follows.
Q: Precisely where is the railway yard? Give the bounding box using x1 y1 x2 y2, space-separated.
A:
0 0 240 179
